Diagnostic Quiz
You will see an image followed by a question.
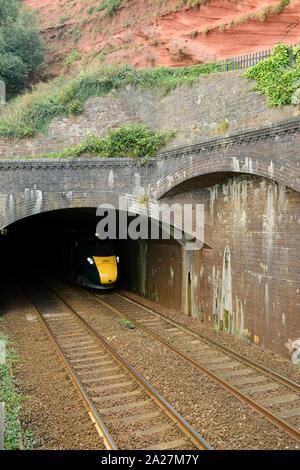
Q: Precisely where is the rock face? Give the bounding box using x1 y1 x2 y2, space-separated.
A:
22 0 300 74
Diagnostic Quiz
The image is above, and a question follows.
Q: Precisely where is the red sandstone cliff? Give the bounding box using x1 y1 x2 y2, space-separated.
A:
22 0 300 75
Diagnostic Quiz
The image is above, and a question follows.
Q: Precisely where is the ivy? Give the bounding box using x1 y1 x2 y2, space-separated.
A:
244 44 300 107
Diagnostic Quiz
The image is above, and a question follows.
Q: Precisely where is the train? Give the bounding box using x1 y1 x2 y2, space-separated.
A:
62 234 119 289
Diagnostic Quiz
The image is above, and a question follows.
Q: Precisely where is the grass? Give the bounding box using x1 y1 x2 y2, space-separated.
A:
200 0 290 35
0 331 38 450
9 123 177 161
215 120 229 134
63 49 82 69
0 62 223 139
117 318 136 329
96 0 123 17
232 0 290 28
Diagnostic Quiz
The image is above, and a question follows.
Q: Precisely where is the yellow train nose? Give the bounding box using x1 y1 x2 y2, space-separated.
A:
93 256 118 285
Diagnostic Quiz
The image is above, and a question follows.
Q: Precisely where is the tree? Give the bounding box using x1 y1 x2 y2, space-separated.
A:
0 1 44 93
0 53 27 91
0 0 20 26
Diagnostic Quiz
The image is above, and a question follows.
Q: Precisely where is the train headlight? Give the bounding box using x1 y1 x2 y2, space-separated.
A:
87 257 94 265
116 256 120 263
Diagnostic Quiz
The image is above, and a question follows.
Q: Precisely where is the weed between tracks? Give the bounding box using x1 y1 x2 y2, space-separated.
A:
116 318 136 330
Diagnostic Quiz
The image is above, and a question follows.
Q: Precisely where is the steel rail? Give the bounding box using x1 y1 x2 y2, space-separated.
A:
27 281 212 451
116 291 300 393
24 288 118 450
93 292 300 444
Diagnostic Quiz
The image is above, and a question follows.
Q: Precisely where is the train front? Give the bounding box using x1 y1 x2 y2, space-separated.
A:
84 239 119 289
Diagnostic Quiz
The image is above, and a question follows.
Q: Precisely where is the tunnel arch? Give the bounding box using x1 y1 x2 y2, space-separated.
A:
154 156 300 200
0 190 125 231
1 189 210 249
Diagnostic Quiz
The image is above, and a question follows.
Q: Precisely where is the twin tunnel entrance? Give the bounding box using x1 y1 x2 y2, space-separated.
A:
1 166 298 360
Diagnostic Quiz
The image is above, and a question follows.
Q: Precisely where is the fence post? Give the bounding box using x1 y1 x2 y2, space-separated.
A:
0 402 4 450
0 81 5 106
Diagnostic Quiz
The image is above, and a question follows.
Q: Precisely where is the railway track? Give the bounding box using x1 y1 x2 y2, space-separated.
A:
23 279 212 451
91 290 300 444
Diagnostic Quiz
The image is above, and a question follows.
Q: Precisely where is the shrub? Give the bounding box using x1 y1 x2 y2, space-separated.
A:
49 124 176 160
31 124 176 161
96 0 122 17
67 99 84 115
63 49 82 69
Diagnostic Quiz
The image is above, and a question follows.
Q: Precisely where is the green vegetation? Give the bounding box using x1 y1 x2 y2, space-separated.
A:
2 39 298 140
0 62 223 139
0 1 45 94
96 0 123 17
188 29 198 37
233 328 250 343
59 15 71 24
63 49 82 69
117 318 136 329
187 0 211 7
244 44 300 106
215 120 229 134
0 0 20 25
233 0 290 26
202 25 214 36
201 1 290 35
18 124 176 161
0 331 37 449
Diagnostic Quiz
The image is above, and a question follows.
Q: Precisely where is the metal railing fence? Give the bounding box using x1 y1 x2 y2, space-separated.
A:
221 43 299 71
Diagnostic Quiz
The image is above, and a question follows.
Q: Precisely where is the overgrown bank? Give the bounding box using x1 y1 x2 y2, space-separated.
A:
0 62 224 139
6 124 176 160
0 44 299 148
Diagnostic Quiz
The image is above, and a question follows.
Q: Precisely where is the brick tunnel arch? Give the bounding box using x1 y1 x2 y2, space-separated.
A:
0 190 125 230
1 189 209 249
154 156 300 200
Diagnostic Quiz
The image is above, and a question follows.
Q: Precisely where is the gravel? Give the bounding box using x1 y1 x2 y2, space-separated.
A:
119 289 300 385
0 276 106 450
2 270 300 450
45 276 300 450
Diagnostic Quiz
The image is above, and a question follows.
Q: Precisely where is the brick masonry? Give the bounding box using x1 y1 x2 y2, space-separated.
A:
1 70 300 158
0 71 299 360
164 176 300 361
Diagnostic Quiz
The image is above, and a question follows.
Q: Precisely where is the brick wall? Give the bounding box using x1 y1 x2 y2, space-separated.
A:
1 70 300 158
132 175 300 361
0 70 299 361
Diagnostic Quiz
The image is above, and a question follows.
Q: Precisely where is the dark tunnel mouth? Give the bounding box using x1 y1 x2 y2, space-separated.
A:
0 206 185 313
3 207 185 247
0 207 183 291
